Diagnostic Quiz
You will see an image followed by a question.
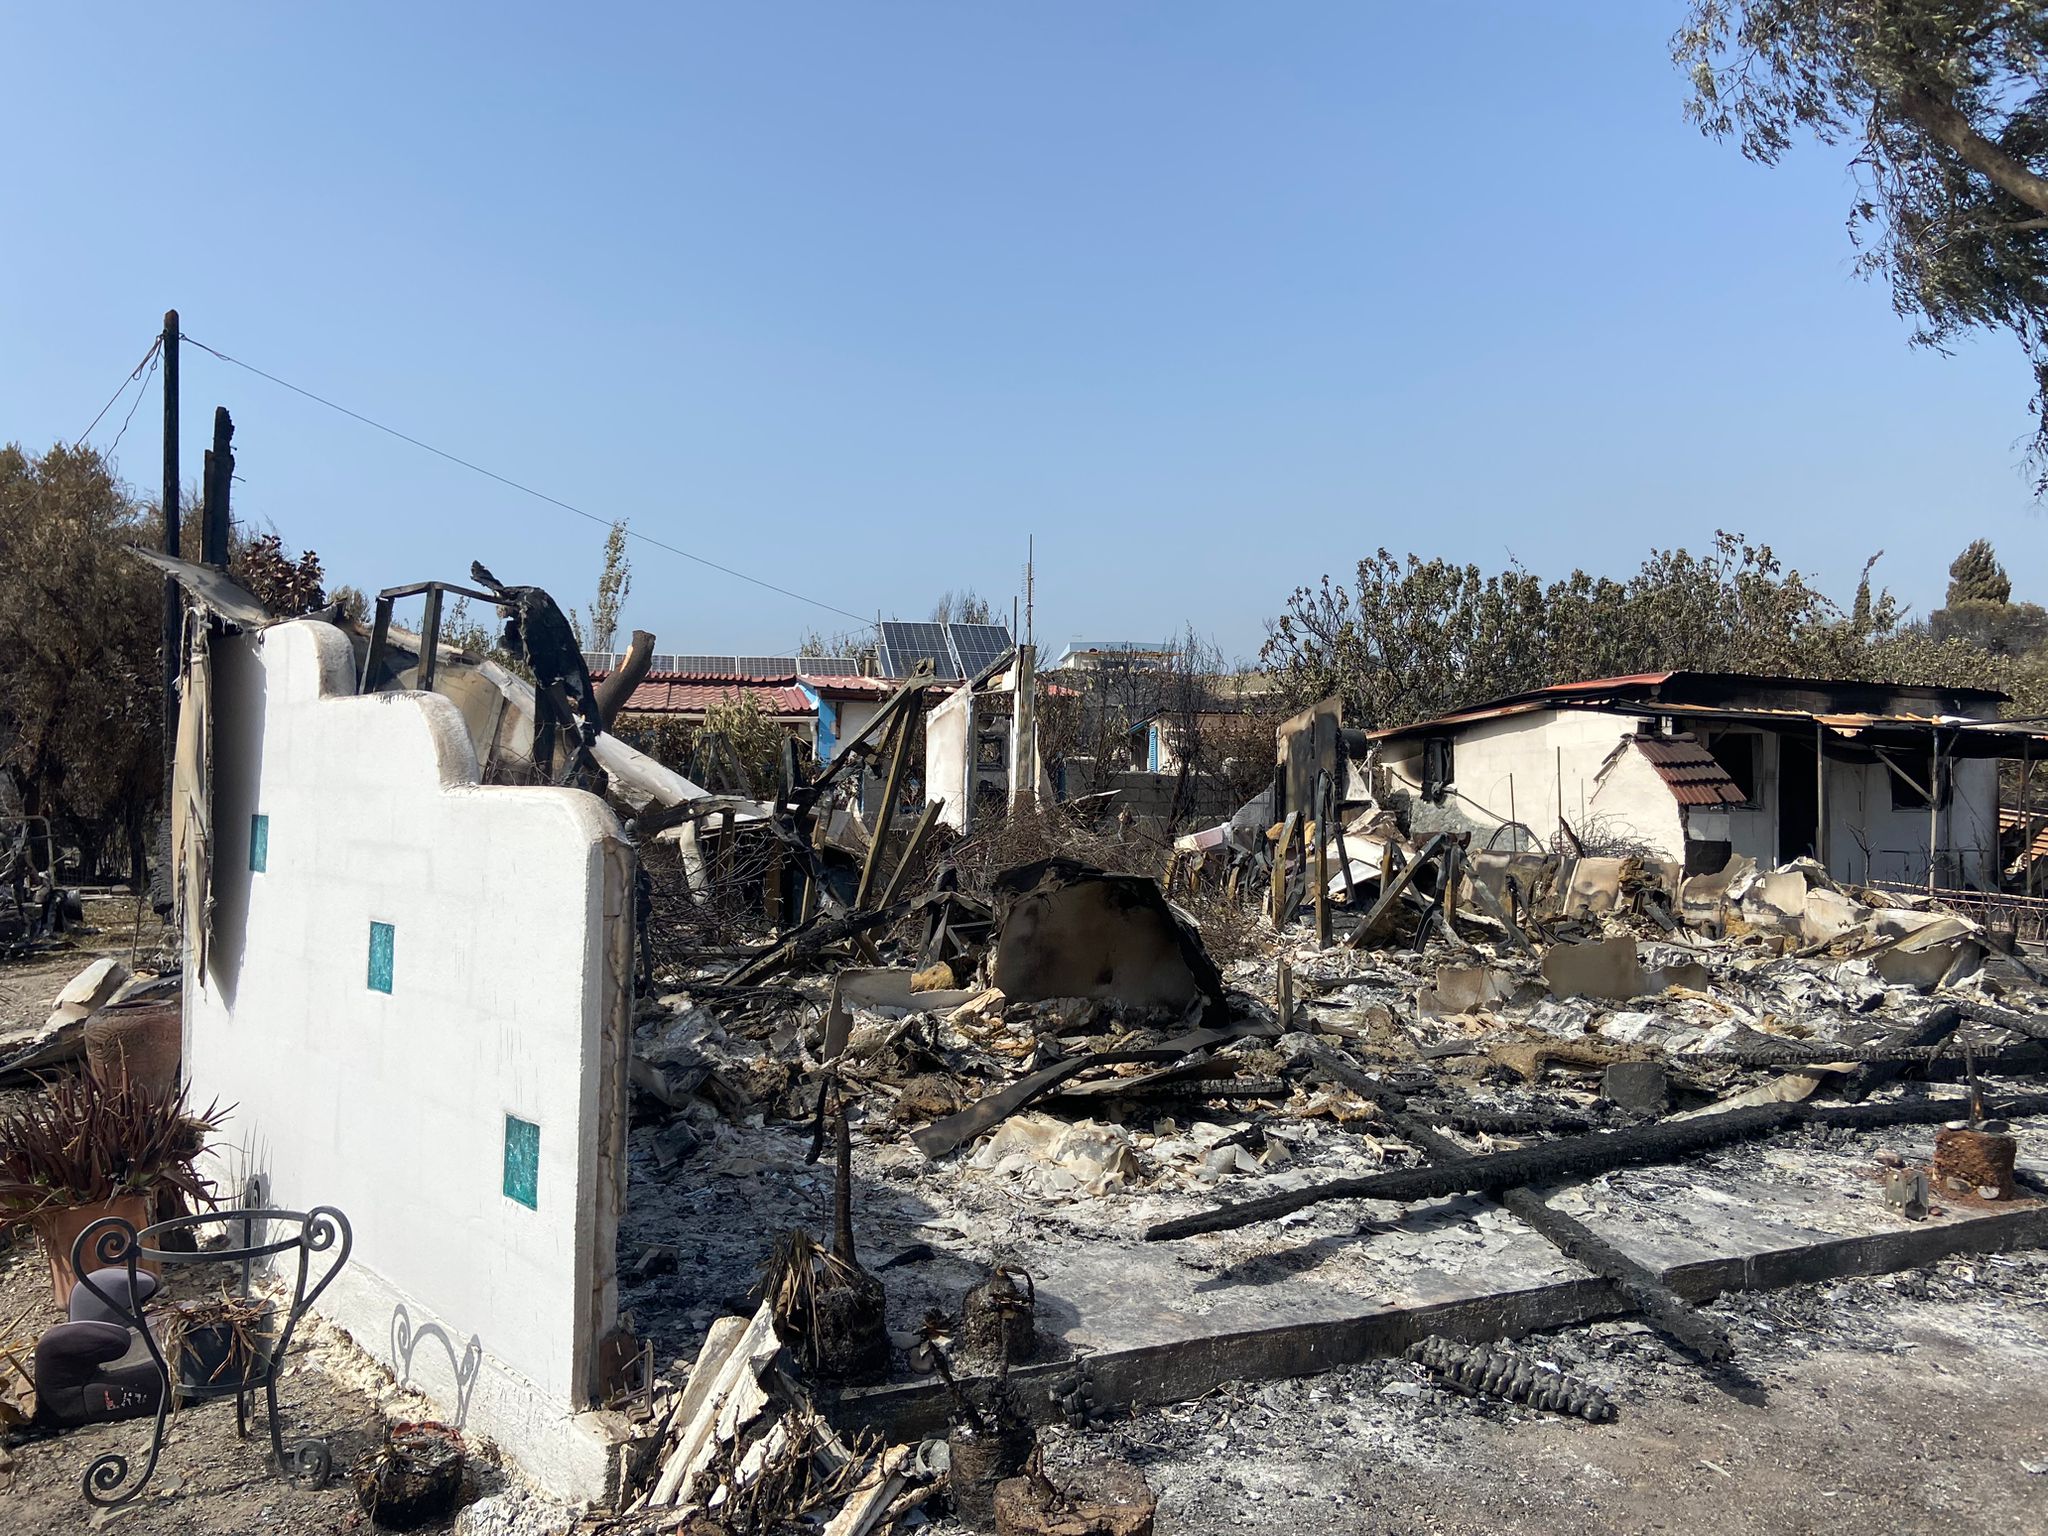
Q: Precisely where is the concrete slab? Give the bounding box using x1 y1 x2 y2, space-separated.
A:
830 1113 2048 1438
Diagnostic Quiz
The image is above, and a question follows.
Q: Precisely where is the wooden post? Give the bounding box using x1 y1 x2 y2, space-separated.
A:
201 406 233 567
1009 643 1038 811
854 702 917 910
1277 955 1294 1033
1313 780 1331 950
2026 741 2036 899
1269 811 1299 930
880 800 945 908
763 846 785 926
1815 719 1827 871
800 807 828 922
1928 728 1941 893
715 808 735 890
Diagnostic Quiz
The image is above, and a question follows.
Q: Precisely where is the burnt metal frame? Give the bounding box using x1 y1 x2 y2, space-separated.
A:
69 1204 353 1508
360 580 500 695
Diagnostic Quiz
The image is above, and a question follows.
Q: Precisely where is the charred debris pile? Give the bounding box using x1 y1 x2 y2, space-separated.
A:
592 690 2048 1535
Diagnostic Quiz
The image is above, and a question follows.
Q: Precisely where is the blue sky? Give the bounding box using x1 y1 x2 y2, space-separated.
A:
4 5 2041 664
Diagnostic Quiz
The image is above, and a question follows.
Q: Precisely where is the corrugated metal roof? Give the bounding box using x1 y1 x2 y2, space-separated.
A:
1632 734 1747 806
1373 671 2012 743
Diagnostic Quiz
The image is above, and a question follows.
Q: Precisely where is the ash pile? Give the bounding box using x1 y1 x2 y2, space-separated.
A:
591 699 2048 1536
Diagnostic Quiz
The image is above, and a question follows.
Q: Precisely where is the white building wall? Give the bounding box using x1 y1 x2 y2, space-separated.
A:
1390 711 2002 888
187 620 630 1499
1586 744 1686 859
1820 751 1998 888
1383 708 1644 844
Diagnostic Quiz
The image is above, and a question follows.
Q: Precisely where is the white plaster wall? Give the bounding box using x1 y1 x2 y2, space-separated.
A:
188 620 628 1498
1708 728 1776 866
1587 744 1685 859
1383 709 1641 841
1389 712 2001 887
1819 752 1998 887
834 699 889 815
926 687 972 831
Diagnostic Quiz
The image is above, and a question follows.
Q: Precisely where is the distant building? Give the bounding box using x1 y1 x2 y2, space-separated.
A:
1046 639 1177 672
1371 671 2043 890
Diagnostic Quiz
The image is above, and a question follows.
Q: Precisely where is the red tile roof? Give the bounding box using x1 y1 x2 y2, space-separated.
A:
611 673 814 716
1633 733 1747 806
2000 806 2048 863
803 675 894 699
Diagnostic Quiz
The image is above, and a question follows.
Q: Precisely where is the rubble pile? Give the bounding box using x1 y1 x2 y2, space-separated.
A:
592 771 2048 1532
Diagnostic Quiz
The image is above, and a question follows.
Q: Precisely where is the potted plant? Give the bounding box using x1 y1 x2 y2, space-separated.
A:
157 1289 279 1400
0 1072 225 1303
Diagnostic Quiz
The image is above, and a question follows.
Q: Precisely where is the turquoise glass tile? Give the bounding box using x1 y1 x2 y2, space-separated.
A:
503 1115 539 1209
248 813 269 873
367 921 395 993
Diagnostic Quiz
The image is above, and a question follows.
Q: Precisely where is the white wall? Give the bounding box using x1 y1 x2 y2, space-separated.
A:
1383 708 1644 844
187 620 631 1499
1819 750 1998 888
1587 741 1685 858
1388 711 2002 888
926 687 973 831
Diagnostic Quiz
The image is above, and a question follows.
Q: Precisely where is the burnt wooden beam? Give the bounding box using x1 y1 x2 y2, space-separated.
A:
1301 1045 1730 1361
1145 1090 2048 1241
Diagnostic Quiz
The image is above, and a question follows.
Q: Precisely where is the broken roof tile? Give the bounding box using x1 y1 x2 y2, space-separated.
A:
1633 733 1748 805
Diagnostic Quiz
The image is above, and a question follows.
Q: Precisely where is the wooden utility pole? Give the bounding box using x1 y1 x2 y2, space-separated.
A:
201 405 233 567
160 311 181 792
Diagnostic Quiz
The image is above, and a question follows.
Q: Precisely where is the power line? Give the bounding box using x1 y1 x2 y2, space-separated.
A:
177 332 877 628
73 336 164 447
104 346 161 460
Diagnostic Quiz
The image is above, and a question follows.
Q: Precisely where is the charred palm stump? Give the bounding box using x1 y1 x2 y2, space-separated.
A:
940 1357 1038 1532
761 1112 888 1384
1405 1336 1616 1423
959 1265 1036 1370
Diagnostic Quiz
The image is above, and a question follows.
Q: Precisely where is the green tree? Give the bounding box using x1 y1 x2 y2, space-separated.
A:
1946 537 2012 605
586 520 631 652
1260 533 1977 729
0 443 165 881
1676 2 2048 482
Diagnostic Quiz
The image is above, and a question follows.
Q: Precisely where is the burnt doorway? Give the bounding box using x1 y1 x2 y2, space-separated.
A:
1777 733 1818 864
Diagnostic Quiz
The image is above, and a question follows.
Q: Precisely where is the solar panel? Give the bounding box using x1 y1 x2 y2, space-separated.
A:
669 654 735 674
946 623 1014 680
736 656 799 676
879 621 959 679
800 656 860 676
581 651 620 674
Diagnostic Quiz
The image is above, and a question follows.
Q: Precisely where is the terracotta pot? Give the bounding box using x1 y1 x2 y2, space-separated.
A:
85 1000 182 1098
30 1194 157 1306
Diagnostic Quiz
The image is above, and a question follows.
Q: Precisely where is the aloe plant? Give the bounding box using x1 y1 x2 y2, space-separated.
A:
0 1073 226 1217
